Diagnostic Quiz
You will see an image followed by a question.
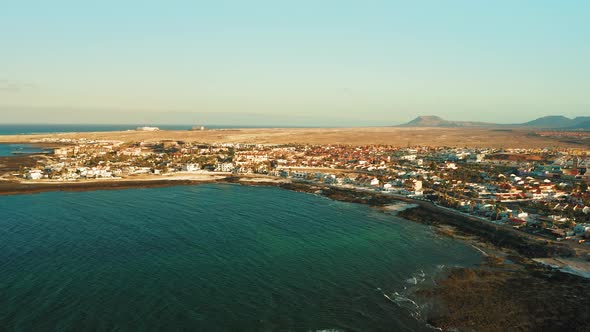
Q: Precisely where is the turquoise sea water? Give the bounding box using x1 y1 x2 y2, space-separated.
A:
0 184 482 331
0 143 48 156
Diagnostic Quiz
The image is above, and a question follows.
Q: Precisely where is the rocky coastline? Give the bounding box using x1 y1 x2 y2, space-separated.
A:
280 182 590 331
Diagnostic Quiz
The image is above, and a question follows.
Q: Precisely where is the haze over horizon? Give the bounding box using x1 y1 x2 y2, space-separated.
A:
1 1 589 126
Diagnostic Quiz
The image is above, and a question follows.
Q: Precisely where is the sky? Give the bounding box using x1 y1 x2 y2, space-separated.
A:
1 0 589 126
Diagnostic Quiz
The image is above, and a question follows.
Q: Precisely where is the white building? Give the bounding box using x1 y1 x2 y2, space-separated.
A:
446 162 458 170
401 154 417 161
25 169 43 180
136 126 160 131
291 171 308 179
413 180 423 191
216 162 235 172
182 163 200 172
54 147 70 157
468 153 486 163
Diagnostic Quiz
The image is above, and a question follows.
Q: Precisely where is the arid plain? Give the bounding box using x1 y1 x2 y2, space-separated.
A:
0 127 587 148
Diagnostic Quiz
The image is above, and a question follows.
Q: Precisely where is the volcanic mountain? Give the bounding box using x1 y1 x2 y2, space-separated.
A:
398 115 590 129
398 116 493 127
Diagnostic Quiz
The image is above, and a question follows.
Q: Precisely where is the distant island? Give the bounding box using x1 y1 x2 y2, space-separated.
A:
398 115 590 129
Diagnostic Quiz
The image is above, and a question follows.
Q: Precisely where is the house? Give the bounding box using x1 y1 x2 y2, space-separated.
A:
291 171 308 179
136 126 160 131
323 174 337 184
182 163 200 172
413 180 423 191
25 169 43 180
508 217 527 226
468 153 486 163
446 162 458 170
370 178 380 186
54 147 70 157
216 162 235 172
401 154 417 161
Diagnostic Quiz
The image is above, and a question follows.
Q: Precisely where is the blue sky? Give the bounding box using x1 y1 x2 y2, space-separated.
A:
1 0 588 126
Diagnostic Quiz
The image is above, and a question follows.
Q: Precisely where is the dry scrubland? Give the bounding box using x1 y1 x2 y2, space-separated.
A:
0 127 586 148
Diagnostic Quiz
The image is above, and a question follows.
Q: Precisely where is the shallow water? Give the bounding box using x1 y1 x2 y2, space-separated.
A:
0 143 47 156
0 184 482 331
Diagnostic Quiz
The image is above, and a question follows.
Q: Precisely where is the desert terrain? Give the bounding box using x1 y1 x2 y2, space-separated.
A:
0 127 587 148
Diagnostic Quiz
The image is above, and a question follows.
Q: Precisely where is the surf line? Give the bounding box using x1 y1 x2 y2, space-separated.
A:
470 244 489 256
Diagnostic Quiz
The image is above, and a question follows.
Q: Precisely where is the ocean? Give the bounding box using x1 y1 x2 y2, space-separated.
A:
0 143 50 157
0 124 201 135
0 124 316 135
0 184 482 331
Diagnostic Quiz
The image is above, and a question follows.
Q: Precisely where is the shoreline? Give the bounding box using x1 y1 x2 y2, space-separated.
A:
1 175 587 261
0 173 290 196
3 175 590 330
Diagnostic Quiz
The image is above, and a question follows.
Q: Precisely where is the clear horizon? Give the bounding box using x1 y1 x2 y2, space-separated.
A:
1 1 589 126
0 113 588 127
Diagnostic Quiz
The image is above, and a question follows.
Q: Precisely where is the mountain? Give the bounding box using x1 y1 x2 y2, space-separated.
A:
522 116 576 128
521 116 590 129
569 117 590 129
400 116 449 127
398 115 590 129
398 116 493 127
568 120 590 129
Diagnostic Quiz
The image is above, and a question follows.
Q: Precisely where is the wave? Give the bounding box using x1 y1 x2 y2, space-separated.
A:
378 267 448 330
406 269 426 285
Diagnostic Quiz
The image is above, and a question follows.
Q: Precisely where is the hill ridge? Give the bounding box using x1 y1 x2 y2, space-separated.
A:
398 115 590 129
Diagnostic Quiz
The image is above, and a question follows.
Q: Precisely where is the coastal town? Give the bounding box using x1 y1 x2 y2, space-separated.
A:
5 1 590 329
5 136 590 246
